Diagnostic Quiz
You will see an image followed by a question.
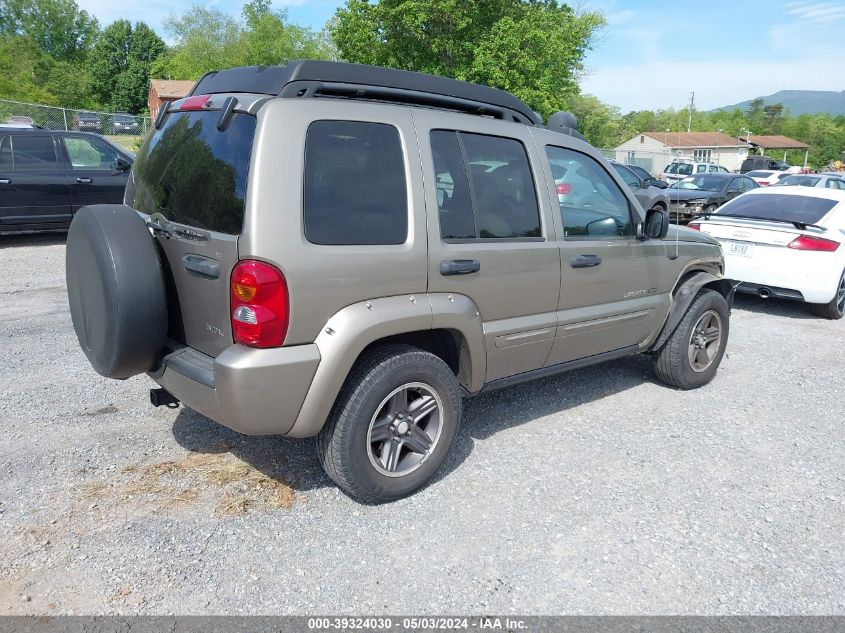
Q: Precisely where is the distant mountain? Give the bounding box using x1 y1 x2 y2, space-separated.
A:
714 90 845 116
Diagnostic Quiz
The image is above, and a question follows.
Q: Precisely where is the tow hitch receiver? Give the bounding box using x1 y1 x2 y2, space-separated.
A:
150 388 180 408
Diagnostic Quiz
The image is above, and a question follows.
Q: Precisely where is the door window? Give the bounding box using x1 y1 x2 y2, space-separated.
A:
727 178 742 193
546 146 633 238
430 131 541 240
611 163 640 188
304 120 408 245
10 135 57 170
63 136 119 170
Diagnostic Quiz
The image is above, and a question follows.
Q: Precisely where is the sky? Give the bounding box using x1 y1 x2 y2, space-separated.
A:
74 0 845 113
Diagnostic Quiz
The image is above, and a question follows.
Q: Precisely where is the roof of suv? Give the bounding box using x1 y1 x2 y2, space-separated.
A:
191 60 542 125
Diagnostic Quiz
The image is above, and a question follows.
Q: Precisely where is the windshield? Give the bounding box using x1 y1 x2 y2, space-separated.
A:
777 175 820 187
125 110 256 234
669 175 723 191
664 163 692 175
717 193 837 225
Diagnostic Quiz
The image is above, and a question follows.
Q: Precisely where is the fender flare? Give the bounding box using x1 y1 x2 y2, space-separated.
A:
286 293 485 438
652 272 737 351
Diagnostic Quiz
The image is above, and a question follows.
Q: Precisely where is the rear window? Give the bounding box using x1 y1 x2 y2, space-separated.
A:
717 193 837 225
746 171 773 178
779 175 819 187
125 111 255 234
665 163 692 175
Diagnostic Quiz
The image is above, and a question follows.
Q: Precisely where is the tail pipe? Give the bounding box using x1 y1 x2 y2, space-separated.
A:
758 287 772 299
150 388 180 408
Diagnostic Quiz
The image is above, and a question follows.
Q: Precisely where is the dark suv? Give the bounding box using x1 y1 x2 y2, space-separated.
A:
0 129 132 232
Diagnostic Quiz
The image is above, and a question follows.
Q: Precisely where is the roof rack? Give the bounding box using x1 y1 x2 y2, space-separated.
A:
190 60 542 125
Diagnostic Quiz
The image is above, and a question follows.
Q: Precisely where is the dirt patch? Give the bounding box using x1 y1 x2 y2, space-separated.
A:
80 447 295 515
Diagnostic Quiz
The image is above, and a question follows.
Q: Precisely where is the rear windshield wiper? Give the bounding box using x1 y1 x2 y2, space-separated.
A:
715 214 826 231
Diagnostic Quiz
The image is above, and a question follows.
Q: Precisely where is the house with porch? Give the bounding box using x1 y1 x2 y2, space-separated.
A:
613 131 752 174
739 135 810 168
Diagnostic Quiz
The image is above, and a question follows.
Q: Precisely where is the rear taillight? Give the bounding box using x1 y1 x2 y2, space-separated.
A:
688 223 701 231
230 260 289 348
787 235 840 252
759 181 770 186
556 183 572 196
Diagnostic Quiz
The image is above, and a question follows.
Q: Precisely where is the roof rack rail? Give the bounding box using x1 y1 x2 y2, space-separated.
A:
190 60 542 125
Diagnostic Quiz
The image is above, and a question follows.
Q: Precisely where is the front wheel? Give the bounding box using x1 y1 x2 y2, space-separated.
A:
810 269 845 320
653 289 730 389
317 344 462 504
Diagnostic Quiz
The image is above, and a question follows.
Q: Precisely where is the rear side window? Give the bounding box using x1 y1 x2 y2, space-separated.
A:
304 120 407 245
430 130 540 240
125 111 255 234
11 135 58 170
718 193 837 224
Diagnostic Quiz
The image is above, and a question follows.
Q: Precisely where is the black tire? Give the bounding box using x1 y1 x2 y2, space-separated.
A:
317 344 462 504
809 269 845 320
66 205 167 379
653 289 729 390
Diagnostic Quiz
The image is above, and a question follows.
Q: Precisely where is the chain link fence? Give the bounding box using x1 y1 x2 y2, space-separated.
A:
0 99 151 138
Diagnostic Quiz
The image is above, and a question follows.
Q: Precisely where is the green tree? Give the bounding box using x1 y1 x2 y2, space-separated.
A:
151 1 333 80
331 0 604 118
89 20 165 113
0 0 98 62
0 35 57 103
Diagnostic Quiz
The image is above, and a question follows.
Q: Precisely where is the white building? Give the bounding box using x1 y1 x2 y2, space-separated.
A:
613 131 752 174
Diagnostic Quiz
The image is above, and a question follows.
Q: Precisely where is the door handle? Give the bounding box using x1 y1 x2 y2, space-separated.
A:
570 254 602 268
0 178 10 185
440 259 480 276
76 177 92 184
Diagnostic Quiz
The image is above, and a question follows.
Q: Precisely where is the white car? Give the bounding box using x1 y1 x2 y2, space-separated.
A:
661 161 729 184
689 187 845 319
744 170 790 186
774 174 845 189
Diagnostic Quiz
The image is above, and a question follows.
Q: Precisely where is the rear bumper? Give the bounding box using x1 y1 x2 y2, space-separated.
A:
735 283 805 302
723 250 841 304
149 342 321 436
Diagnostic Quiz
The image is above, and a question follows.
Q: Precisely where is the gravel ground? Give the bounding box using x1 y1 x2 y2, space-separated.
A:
0 232 843 615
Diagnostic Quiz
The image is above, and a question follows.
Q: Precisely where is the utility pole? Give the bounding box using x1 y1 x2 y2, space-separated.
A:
687 92 695 132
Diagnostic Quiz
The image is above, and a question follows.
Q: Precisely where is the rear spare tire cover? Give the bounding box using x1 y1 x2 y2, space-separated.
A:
66 205 167 379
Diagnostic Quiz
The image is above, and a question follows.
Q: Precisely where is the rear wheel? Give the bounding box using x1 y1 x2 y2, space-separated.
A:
317 344 461 504
653 289 729 389
810 269 845 320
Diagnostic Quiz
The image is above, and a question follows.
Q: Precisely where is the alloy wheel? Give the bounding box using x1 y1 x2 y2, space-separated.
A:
687 310 723 373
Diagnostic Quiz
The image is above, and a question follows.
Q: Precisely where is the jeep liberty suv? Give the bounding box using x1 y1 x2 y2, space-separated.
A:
66 61 734 504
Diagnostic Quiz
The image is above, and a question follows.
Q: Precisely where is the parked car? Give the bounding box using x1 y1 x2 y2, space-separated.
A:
0 128 132 232
112 113 140 135
609 161 670 213
745 170 790 186
661 160 729 184
73 112 102 133
65 60 733 504
668 173 759 220
774 174 845 189
740 155 790 173
623 162 669 188
690 187 845 319
6 116 35 125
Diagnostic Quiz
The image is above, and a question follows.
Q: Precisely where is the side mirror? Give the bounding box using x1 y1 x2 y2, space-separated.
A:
114 157 131 173
639 207 669 240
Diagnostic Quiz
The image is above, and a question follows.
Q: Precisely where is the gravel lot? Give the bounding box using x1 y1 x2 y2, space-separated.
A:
0 232 843 615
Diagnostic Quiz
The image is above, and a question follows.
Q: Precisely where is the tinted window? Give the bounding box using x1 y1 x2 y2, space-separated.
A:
63 137 119 169
669 175 725 191
431 130 475 239
126 111 255 234
430 131 540 240
460 133 540 238
612 163 640 188
779 175 819 187
304 120 407 245
718 193 837 224
547 146 633 238
746 171 774 178
11 135 57 170
628 164 652 180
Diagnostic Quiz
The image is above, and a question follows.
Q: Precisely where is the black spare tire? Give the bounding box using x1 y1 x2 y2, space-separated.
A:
66 205 167 379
